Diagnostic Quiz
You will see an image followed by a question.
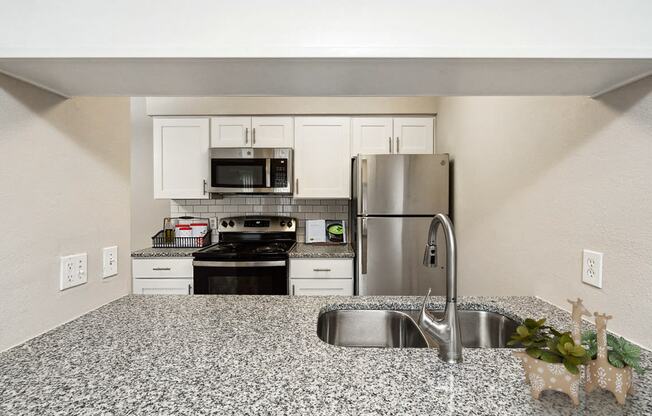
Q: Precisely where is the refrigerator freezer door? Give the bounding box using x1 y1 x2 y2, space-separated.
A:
357 216 447 296
355 154 449 216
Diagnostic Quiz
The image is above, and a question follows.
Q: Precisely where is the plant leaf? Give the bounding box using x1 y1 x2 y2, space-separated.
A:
608 352 625 368
541 351 562 363
516 326 529 337
526 347 543 359
563 360 579 375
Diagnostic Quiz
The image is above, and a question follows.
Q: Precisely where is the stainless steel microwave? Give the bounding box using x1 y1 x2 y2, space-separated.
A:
209 148 292 194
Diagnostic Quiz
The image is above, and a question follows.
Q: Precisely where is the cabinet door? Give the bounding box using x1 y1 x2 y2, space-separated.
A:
393 117 434 154
351 117 393 155
294 117 351 199
133 278 193 295
290 278 353 296
252 117 294 148
153 117 209 199
210 117 252 148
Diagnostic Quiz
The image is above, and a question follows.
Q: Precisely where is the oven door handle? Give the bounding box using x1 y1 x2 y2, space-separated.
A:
193 260 287 268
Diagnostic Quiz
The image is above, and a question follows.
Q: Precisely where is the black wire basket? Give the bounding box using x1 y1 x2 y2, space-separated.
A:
151 230 212 248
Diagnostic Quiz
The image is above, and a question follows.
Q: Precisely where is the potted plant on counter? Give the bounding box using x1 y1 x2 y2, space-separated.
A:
509 318 590 406
582 312 646 404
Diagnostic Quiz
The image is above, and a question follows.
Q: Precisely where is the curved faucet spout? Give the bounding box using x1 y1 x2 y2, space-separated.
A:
418 214 462 363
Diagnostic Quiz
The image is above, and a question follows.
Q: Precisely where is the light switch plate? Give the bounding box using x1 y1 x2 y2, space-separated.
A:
60 253 88 290
582 249 603 288
102 246 118 278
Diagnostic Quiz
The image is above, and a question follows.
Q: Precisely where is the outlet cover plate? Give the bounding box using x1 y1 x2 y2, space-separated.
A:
60 253 88 290
102 246 118 278
582 249 603 288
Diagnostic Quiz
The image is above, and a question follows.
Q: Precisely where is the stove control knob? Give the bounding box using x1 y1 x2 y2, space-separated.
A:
286 220 293 228
228 220 235 227
280 221 285 226
221 221 228 228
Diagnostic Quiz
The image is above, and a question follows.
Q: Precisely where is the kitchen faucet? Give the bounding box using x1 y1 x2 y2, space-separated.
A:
419 213 463 363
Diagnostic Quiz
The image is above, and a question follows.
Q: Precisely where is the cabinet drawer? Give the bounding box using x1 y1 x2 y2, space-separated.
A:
289 259 353 279
132 258 193 278
133 278 193 295
290 278 353 296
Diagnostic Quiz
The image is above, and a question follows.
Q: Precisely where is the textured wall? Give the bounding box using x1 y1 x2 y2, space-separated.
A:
437 76 652 348
130 98 171 250
0 74 131 351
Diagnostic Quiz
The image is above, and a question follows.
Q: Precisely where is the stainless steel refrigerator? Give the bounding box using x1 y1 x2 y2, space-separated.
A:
351 154 450 296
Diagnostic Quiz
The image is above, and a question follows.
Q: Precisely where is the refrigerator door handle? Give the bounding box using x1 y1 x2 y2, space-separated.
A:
361 217 368 274
361 158 368 215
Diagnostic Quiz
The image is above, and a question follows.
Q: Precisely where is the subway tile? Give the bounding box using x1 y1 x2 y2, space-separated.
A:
298 205 313 213
328 205 344 213
200 199 214 205
208 205 224 213
246 197 261 205
193 206 209 213
238 205 249 212
253 205 263 213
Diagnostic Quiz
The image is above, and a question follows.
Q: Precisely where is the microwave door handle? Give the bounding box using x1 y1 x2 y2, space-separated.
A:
265 158 271 188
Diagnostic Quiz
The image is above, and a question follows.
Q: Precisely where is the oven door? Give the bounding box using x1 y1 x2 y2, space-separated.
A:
193 260 288 295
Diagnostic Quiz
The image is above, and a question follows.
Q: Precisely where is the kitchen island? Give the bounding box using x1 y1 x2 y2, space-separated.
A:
1 295 650 415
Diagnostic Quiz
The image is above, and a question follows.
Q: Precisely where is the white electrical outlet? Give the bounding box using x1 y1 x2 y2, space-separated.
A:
60 253 88 290
582 249 603 288
102 246 118 278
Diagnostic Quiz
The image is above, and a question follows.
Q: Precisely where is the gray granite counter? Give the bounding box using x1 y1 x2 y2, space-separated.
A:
131 247 200 258
289 242 355 258
1 295 650 415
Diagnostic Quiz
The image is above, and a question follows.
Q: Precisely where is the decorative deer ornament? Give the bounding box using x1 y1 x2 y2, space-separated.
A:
567 298 591 344
585 312 633 405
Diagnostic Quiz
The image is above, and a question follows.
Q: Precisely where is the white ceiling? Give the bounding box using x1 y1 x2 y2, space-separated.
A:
1 58 651 98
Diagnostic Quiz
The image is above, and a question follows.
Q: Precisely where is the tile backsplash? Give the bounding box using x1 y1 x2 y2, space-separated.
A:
171 196 349 242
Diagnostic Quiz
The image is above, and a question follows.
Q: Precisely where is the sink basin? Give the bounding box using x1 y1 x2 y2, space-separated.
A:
317 309 519 349
317 310 429 348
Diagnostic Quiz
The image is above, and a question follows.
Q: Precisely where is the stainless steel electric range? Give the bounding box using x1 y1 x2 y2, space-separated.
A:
192 216 296 295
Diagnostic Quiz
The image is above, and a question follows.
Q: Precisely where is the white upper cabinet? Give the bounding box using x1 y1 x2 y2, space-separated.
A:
251 117 294 148
351 117 434 155
351 117 393 155
393 117 434 154
153 117 209 199
294 117 351 199
211 116 294 148
210 116 251 148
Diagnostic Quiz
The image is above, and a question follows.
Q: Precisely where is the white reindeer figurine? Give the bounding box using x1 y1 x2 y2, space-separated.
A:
585 312 633 405
567 298 591 344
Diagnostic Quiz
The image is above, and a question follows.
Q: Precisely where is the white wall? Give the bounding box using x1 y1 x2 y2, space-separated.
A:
1 1 651 58
0 73 131 351
437 76 652 348
130 98 170 250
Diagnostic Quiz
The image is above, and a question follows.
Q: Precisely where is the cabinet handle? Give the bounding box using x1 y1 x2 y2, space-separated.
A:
313 268 332 272
203 179 207 195
389 137 392 153
245 127 249 144
252 127 256 145
292 284 296 296
396 137 400 153
361 217 368 274
187 284 192 295
295 178 299 194
152 267 171 271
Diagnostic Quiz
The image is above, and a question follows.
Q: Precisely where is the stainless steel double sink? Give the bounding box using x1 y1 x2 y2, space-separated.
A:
317 309 519 349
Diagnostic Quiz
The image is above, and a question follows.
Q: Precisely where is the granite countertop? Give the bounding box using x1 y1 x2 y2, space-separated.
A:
289 242 355 258
1 295 650 415
131 247 199 258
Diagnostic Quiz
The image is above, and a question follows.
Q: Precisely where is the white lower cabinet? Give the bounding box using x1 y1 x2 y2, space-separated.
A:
133 278 193 295
132 258 193 295
289 258 354 296
290 278 353 296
